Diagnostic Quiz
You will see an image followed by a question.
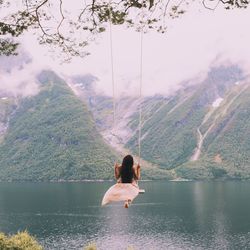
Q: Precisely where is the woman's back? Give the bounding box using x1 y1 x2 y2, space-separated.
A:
115 155 140 184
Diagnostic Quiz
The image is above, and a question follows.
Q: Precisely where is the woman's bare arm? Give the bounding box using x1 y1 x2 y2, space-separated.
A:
114 163 120 180
134 164 141 180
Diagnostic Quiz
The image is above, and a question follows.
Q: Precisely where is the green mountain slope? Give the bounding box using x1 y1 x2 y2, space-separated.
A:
67 76 176 180
81 66 250 180
0 71 117 181
127 67 243 169
175 82 250 180
202 83 250 178
0 97 17 142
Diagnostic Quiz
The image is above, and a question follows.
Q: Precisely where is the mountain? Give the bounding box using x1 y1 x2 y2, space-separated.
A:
66 75 174 180
77 65 250 180
0 96 17 142
0 64 249 181
198 79 250 179
0 71 117 181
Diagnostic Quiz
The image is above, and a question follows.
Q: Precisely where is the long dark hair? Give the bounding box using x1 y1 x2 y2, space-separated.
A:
120 155 134 183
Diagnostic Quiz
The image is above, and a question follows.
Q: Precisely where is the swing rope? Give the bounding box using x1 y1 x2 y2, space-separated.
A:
108 7 116 131
108 4 143 165
138 25 143 166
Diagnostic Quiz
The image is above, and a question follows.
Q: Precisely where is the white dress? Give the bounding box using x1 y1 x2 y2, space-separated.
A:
101 165 140 206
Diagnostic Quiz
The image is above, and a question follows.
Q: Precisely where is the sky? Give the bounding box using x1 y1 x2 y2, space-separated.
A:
1 2 250 97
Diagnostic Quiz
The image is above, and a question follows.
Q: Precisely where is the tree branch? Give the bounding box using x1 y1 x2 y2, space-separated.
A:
202 0 221 10
57 0 65 36
35 0 50 37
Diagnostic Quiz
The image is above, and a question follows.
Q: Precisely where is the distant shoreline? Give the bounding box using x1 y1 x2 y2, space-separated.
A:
0 179 248 183
0 179 156 183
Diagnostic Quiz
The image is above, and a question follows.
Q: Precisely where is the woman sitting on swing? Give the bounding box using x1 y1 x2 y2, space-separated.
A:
114 155 141 207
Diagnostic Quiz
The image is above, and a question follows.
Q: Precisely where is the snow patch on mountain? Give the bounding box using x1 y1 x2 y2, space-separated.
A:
212 97 223 108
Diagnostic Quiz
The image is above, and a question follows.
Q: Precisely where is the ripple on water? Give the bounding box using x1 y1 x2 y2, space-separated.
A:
1 182 250 250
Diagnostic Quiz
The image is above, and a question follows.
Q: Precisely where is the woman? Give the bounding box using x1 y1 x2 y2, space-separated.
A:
114 155 141 207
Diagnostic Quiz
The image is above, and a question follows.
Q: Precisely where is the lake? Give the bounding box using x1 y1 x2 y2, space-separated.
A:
0 181 250 249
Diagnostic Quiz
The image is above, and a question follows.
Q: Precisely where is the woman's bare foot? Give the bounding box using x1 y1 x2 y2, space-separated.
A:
124 199 132 208
124 201 129 208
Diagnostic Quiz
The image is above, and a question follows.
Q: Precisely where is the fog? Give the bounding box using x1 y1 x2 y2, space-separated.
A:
0 51 40 97
0 3 249 97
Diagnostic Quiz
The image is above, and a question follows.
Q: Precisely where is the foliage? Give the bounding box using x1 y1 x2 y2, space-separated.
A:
80 65 250 180
0 66 249 181
0 231 42 250
0 70 117 181
80 91 175 179
175 159 227 180
203 82 250 174
0 39 19 56
0 98 17 143
118 66 249 180
141 164 174 180
127 87 209 168
0 0 248 57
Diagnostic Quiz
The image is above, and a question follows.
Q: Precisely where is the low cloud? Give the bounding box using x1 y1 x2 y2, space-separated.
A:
72 6 250 96
2 4 250 97
0 50 40 97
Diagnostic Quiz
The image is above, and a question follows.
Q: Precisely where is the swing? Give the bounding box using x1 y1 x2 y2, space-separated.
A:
101 6 145 208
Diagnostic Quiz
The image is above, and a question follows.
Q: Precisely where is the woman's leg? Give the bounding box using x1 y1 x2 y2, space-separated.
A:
124 199 132 208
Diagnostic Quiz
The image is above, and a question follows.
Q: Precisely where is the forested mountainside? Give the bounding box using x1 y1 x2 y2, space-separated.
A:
0 69 170 181
75 66 250 180
0 71 118 181
0 64 249 181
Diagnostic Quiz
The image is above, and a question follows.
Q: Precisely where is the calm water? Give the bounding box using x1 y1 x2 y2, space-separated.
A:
0 181 250 249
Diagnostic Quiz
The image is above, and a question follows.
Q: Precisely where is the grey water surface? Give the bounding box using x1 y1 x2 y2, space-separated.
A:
0 181 250 250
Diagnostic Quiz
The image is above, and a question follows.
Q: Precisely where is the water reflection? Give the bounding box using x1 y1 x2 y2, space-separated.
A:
212 183 229 249
0 182 250 249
